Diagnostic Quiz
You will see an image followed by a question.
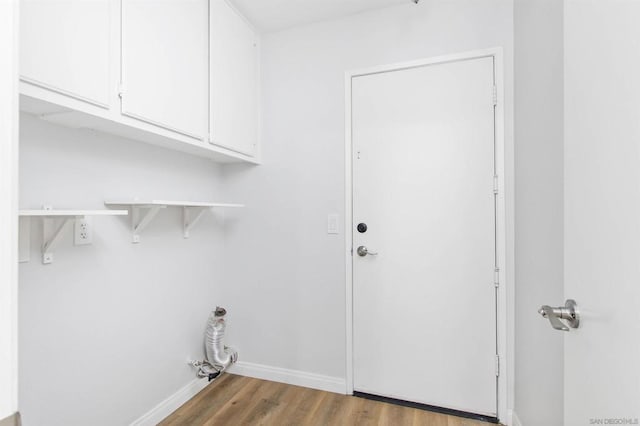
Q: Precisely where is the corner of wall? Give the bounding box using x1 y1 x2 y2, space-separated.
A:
510 409 524 426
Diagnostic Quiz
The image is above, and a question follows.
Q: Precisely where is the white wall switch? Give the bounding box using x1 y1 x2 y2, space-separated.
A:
327 214 339 234
74 216 93 245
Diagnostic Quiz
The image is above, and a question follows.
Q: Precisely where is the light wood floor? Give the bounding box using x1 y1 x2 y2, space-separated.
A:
160 374 495 426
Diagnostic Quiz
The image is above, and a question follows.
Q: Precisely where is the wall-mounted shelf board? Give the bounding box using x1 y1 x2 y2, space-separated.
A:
20 209 128 217
104 200 244 242
19 208 128 264
104 200 244 208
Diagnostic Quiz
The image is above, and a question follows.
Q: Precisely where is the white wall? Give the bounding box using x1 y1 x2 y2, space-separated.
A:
18 114 232 425
222 0 514 413
513 0 564 425
0 0 19 421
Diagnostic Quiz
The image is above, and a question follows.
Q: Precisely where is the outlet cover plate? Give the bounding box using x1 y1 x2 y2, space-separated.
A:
74 216 93 245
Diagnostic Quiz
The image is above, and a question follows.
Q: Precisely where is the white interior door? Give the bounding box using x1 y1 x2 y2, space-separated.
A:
352 56 498 417
564 2 640 425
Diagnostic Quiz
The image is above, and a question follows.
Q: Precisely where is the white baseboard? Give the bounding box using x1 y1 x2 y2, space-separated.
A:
510 409 523 426
129 362 344 426
130 377 209 426
228 361 346 394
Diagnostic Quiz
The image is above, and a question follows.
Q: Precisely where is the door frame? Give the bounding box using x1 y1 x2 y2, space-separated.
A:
0 0 20 419
344 47 512 423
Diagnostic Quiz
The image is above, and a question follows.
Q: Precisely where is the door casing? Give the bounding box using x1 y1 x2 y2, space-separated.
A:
344 47 512 423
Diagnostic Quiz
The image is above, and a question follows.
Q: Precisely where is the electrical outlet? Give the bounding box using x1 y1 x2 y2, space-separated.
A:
74 216 93 245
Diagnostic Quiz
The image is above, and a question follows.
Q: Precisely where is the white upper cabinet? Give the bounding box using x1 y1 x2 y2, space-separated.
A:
20 0 111 108
19 0 260 163
121 0 209 140
210 0 260 157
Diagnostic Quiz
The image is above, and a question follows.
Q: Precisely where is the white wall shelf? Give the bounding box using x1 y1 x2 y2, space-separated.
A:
18 207 128 264
19 209 129 217
104 200 244 242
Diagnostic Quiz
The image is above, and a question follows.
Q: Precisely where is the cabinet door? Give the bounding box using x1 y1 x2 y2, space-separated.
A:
121 0 208 140
20 0 111 108
210 0 259 156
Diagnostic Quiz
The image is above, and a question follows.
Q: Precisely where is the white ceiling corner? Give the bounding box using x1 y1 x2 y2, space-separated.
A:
229 0 408 33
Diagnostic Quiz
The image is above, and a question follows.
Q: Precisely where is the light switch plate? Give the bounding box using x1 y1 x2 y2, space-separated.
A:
328 214 339 234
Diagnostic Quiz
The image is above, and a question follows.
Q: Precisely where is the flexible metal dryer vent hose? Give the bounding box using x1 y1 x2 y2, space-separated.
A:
206 307 238 368
194 306 238 381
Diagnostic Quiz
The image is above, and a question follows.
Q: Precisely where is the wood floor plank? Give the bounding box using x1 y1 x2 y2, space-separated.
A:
159 374 249 426
446 415 491 426
414 409 449 426
355 398 384 425
161 374 499 426
377 400 414 426
312 391 346 425
200 376 264 426
236 379 292 425
271 386 326 426
159 375 234 426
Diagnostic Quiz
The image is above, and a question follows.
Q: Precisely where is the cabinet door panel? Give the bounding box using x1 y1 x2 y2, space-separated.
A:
210 0 259 156
121 0 208 140
20 0 111 107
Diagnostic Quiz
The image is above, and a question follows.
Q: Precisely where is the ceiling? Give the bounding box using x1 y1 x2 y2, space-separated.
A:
231 0 409 33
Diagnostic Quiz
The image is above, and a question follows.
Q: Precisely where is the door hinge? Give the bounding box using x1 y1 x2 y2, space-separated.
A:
494 268 500 288
118 83 125 99
493 175 499 194
495 355 500 377
492 85 498 106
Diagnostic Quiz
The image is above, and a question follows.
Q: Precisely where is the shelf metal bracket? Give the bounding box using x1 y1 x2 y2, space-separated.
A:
131 205 164 243
104 200 241 241
42 216 74 264
183 206 209 238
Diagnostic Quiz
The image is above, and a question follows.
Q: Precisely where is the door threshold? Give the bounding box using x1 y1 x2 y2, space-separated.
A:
352 391 499 424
